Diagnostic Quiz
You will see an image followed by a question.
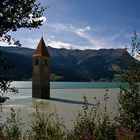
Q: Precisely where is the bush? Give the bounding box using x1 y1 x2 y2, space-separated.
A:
117 31 140 132
68 91 116 140
28 106 66 140
3 108 23 140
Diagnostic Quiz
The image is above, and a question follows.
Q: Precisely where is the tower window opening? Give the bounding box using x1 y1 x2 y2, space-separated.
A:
35 59 39 65
41 58 47 65
45 59 48 65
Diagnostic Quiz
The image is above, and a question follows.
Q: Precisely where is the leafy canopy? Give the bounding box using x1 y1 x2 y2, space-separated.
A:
118 31 140 131
0 0 46 104
0 0 46 45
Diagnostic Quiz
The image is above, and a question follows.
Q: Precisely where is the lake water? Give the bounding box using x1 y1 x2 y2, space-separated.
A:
10 81 121 89
4 81 120 105
2 81 120 129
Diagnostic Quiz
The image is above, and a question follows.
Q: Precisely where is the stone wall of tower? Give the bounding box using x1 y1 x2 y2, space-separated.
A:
32 56 50 99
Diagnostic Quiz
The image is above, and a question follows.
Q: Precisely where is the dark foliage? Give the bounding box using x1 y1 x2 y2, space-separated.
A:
117 31 140 132
0 0 46 104
0 46 135 81
0 0 46 46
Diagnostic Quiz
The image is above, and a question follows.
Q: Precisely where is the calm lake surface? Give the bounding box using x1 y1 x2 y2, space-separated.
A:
4 81 120 105
2 81 120 129
11 81 121 89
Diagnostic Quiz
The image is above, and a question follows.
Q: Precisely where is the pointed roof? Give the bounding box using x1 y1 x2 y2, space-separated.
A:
33 37 50 57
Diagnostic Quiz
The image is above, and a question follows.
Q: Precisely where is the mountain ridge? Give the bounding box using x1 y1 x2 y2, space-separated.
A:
0 46 131 81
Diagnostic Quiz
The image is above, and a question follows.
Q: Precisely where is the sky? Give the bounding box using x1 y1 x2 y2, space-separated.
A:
1 0 140 50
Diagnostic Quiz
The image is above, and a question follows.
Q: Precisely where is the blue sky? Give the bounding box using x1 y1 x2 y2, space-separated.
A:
1 0 140 50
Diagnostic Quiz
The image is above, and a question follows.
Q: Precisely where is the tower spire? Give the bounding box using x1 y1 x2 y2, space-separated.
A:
33 37 50 57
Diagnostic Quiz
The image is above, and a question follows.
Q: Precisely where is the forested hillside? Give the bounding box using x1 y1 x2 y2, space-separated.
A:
0 46 132 81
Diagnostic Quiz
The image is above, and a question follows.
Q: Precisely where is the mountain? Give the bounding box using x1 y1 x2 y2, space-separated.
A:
0 46 132 81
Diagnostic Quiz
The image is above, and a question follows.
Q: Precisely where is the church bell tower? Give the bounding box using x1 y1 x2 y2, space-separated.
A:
32 37 50 99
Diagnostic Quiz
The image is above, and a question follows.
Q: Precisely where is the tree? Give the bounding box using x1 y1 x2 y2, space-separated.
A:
117 31 140 132
0 0 46 104
0 0 46 45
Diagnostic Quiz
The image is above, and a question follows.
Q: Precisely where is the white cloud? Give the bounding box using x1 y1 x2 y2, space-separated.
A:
75 26 91 34
69 25 110 49
19 22 123 50
69 24 123 49
48 40 94 50
47 22 91 35
46 23 67 31
29 14 47 23
50 35 55 39
46 23 99 48
48 40 72 49
72 26 91 38
20 37 74 50
0 41 16 47
0 41 9 46
38 16 47 22
46 22 108 49
20 38 40 48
